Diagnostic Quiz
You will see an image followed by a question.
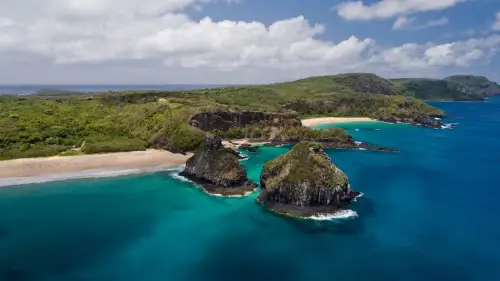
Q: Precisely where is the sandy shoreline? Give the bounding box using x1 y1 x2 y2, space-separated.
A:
0 150 192 179
301 117 376 127
222 139 270 149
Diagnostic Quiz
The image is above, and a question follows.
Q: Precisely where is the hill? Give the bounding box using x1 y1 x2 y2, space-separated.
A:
445 75 500 97
390 78 482 101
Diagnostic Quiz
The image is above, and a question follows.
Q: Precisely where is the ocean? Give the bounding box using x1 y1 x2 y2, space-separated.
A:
0 84 231 95
0 98 499 281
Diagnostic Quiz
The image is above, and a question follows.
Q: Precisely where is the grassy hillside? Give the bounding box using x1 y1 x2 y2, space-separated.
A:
445 75 500 97
0 74 449 160
390 78 482 101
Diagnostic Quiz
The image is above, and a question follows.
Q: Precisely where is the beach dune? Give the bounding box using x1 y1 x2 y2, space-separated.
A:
0 150 191 179
301 117 376 127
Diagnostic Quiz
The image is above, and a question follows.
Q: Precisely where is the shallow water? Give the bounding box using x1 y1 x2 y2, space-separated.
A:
1 98 500 281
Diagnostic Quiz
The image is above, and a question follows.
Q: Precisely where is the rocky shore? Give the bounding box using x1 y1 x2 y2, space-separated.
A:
257 142 360 218
179 136 257 196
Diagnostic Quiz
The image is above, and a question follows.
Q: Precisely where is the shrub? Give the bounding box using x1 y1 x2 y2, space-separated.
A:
0 145 68 160
81 138 147 154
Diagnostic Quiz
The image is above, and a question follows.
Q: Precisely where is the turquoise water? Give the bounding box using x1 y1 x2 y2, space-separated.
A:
1 99 500 281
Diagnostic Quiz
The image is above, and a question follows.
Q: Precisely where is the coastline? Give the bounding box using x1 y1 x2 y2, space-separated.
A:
0 150 192 181
301 117 376 127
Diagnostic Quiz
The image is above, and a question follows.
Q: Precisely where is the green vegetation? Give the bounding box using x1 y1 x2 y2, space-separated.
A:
3 72 495 160
57 150 84 157
261 142 348 191
216 125 352 144
445 75 500 97
391 78 482 101
81 139 147 154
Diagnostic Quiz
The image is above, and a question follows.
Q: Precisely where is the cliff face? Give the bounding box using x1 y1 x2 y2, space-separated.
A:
258 142 360 217
190 111 302 131
179 136 257 196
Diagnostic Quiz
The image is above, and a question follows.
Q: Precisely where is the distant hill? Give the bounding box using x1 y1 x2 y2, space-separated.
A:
324 73 398 96
295 73 497 101
390 78 482 101
445 75 500 97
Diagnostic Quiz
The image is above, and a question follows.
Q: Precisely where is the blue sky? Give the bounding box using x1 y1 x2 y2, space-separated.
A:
0 0 499 84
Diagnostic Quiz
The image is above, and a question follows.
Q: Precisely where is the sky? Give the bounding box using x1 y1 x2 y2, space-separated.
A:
0 0 499 84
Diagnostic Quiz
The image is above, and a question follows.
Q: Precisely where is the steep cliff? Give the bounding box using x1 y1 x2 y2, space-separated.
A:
258 142 360 218
179 136 257 196
189 111 302 131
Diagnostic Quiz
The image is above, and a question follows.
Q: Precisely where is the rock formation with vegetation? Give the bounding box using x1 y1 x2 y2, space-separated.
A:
258 142 360 218
179 136 257 196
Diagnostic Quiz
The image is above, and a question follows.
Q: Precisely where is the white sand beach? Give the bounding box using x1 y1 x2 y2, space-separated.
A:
222 139 270 149
301 117 376 127
0 150 192 179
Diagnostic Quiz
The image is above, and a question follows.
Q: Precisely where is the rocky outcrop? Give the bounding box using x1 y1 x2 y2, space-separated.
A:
262 139 397 153
258 142 360 218
190 111 302 131
179 136 257 196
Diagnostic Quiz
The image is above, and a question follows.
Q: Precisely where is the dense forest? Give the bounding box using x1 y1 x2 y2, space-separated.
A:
0 72 497 160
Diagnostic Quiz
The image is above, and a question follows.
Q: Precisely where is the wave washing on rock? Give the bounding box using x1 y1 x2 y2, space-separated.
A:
309 209 359 221
0 165 185 188
441 123 458 129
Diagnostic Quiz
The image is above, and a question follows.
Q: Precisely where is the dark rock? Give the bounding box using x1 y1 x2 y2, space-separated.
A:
190 111 302 131
379 115 444 129
179 136 257 196
226 148 247 159
357 142 398 153
258 142 360 218
239 144 259 153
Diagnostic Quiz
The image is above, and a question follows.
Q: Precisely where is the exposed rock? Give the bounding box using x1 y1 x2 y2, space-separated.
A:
262 139 397 153
258 142 360 218
357 142 398 152
379 115 443 129
179 136 257 196
239 143 259 153
190 111 302 131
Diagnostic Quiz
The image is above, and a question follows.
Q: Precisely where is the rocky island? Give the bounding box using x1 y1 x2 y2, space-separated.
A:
258 142 361 219
179 136 257 197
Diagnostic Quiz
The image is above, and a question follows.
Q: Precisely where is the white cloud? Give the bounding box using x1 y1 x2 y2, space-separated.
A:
337 0 466 21
371 34 500 72
0 0 497 84
393 16 449 30
393 16 416 29
493 12 500 30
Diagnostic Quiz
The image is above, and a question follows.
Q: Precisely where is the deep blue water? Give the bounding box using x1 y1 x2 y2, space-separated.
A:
1 98 500 281
0 84 231 95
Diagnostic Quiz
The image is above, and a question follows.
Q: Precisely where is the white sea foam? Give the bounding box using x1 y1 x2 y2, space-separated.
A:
374 129 381 131
354 141 362 145
358 148 367 151
441 123 458 129
0 165 186 188
355 129 360 132
309 209 358 221
353 192 364 202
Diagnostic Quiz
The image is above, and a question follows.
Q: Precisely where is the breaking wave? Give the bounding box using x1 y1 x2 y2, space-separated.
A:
309 209 359 221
